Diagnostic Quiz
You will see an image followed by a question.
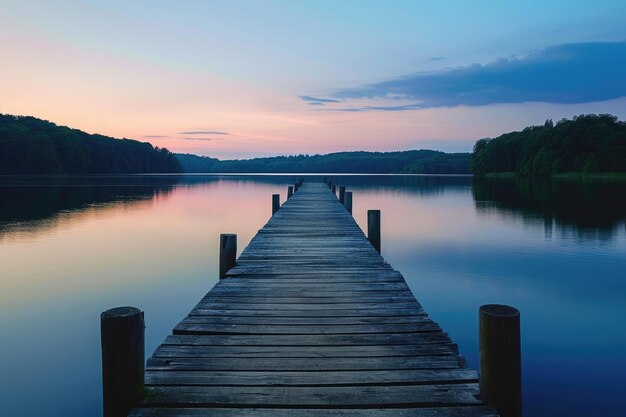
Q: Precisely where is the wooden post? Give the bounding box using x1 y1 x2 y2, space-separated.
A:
479 304 522 417
345 191 353 214
287 186 293 199
272 194 280 215
101 306 145 417
294 183 299 192
339 186 346 204
219 233 237 279
327 181 332 189
368 209 381 253
331 184 336 194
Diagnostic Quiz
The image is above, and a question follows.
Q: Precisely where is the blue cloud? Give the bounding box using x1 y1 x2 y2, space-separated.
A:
331 41 626 110
298 95 343 105
181 137 223 141
179 130 228 135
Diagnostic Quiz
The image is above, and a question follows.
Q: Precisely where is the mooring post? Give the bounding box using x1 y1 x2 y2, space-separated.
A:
345 191 353 214
339 186 346 204
272 194 280 215
479 304 522 417
101 306 145 417
219 233 237 279
367 209 381 253
332 184 336 195
287 186 293 199
294 182 300 192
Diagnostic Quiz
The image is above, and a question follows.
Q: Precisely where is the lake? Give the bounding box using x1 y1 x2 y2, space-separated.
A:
0 174 625 417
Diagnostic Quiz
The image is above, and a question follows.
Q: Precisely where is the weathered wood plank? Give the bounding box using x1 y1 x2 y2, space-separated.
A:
178 315 433 325
194 302 422 311
173 322 441 335
188 308 427 317
147 356 460 371
145 369 478 386
161 333 452 347
152 344 458 358
142 384 482 407
129 408 498 417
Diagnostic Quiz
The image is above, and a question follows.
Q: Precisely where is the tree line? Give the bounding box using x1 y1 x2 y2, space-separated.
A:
0 115 181 174
471 114 626 176
176 150 471 174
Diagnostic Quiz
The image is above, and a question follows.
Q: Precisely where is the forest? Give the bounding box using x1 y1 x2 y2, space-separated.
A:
471 114 626 176
176 150 471 174
0 115 181 174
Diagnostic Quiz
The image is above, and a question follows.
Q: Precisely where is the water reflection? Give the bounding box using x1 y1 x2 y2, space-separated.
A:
473 176 626 238
0 175 305 240
325 174 472 196
0 174 625 417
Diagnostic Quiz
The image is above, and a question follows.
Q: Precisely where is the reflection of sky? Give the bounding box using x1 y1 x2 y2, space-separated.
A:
0 179 289 417
0 176 625 417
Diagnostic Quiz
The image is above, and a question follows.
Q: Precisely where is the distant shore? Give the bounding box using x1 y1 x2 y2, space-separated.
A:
481 172 626 179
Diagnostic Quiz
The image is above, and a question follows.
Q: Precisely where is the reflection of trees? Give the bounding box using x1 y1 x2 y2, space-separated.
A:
323 175 473 196
472 176 626 235
3 174 624 241
0 176 182 237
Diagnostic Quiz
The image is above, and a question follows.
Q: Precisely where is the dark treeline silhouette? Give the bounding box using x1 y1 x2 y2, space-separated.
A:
472 114 626 176
176 150 471 174
473 176 626 234
0 115 181 174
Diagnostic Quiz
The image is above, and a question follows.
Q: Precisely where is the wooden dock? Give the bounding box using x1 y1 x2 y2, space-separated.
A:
128 182 499 417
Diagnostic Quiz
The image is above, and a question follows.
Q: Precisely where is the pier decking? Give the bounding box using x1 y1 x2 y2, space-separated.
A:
129 182 498 417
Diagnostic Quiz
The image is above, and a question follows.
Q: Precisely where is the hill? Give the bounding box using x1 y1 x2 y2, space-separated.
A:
0 114 472 175
176 150 471 174
0 115 181 174
471 114 626 176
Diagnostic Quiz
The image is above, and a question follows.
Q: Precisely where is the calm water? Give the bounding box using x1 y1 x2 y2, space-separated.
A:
0 174 625 417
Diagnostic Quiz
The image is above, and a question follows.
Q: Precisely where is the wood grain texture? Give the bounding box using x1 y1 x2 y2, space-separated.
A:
131 183 496 416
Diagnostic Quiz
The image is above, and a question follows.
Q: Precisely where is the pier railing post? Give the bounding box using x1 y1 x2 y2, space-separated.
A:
367 209 381 253
331 184 336 195
339 186 346 204
345 191 353 214
479 304 522 417
272 194 280 215
101 306 145 417
294 182 300 192
287 186 293 199
219 233 237 279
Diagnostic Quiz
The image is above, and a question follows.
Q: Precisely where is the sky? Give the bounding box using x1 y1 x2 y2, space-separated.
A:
1 0 626 159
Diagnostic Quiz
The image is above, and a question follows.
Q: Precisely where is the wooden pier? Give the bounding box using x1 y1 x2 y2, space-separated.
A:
124 182 503 417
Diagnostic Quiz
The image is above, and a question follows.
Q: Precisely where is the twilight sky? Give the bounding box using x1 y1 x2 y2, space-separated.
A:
1 1 626 159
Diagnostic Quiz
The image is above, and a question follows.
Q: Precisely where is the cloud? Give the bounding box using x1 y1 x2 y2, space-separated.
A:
298 95 343 105
179 130 229 135
427 56 444 61
330 41 626 110
144 135 168 138
181 137 223 141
